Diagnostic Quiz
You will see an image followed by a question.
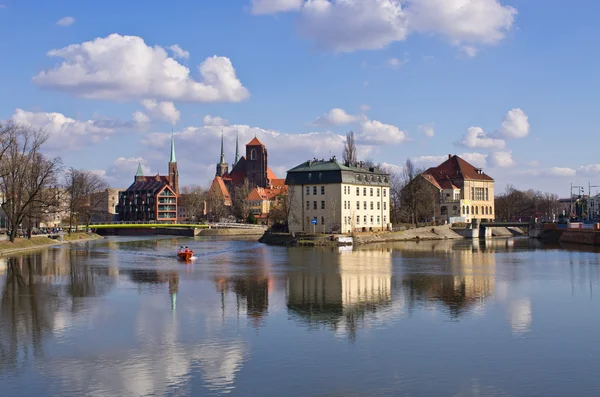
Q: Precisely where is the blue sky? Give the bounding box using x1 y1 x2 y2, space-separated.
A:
1 0 599 196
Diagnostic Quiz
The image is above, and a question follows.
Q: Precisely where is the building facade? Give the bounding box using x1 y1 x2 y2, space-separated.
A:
414 154 495 224
116 134 179 222
286 158 391 234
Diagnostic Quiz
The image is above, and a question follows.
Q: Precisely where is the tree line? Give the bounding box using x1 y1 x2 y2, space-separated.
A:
0 123 108 242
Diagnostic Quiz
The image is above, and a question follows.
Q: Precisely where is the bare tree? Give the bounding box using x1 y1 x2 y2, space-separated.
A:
342 131 357 165
178 185 206 223
65 168 107 233
0 124 62 242
231 179 252 221
268 189 291 228
399 159 434 225
205 187 229 222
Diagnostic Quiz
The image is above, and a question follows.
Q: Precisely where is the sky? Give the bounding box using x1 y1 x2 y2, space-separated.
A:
1 0 600 197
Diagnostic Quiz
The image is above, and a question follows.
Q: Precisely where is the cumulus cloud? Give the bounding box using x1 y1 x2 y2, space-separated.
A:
132 111 150 125
577 164 600 176
203 114 230 127
412 152 486 168
357 120 406 144
168 44 190 60
8 108 125 152
251 0 303 14
251 0 516 54
419 123 434 137
56 16 75 26
486 150 514 168
497 108 530 139
457 127 505 150
139 100 180 124
105 157 152 186
33 33 249 103
312 108 357 126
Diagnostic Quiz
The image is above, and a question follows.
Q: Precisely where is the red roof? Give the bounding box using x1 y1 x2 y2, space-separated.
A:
247 137 264 146
209 176 231 205
426 155 493 182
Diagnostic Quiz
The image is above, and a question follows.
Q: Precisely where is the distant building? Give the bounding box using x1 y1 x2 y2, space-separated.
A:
407 154 495 223
91 188 124 222
285 158 391 233
116 134 179 222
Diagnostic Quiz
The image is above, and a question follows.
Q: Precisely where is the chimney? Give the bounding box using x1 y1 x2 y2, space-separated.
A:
448 154 452 159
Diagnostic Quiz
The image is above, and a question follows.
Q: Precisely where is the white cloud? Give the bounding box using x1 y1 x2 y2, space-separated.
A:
203 114 230 127
457 127 505 149
105 157 151 186
486 150 514 168
251 0 303 14
140 100 180 124
546 167 576 177
168 44 190 60
412 152 486 168
460 152 488 168
359 104 370 113
132 111 150 125
419 123 434 137
9 108 122 152
312 108 357 126
357 120 406 145
33 33 249 103
460 45 478 57
252 0 516 54
387 57 408 68
497 108 530 139
577 164 600 177
56 16 75 26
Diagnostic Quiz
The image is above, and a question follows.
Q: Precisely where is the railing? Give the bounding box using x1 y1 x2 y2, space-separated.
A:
87 221 267 229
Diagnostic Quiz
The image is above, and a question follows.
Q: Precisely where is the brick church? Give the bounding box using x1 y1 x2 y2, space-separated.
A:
208 134 286 220
116 134 179 222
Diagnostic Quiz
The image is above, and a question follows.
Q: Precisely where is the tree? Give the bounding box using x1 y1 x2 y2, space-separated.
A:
399 159 434 225
0 124 62 242
268 190 291 228
205 187 228 222
231 179 252 221
342 131 357 165
178 185 206 222
65 168 108 233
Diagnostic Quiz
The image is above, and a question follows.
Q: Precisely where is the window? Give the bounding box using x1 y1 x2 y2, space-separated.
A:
363 188 367 196
321 186 325 195
357 201 360 210
485 206 488 215
475 206 478 215
321 216 325 225
357 216 360 224
370 215 374 224
471 187 474 200
313 186 317 195
377 202 380 210
313 201 317 210
473 187 485 201
250 149 256 160
343 186 346 194
364 215 367 224
377 189 380 197
384 202 387 210
370 188 373 196
384 215 387 223
356 187 360 195
441 206 448 216
364 201 367 210
306 187 310 196
485 188 489 201
370 202 374 210
321 201 325 209
306 201 309 210
490 206 493 215
344 201 347 209
344 217 347 225
383 189 387 197
462 206 466 214
377 216 380 224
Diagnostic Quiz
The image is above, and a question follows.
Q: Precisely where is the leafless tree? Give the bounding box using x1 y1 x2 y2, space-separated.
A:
65 168 108 233
205 185 229 222
0 124 62 242
399 159 434 225
178 185 206 222
495 185 559 221
231 179 252 221
342 131 357 165
268 189 291 227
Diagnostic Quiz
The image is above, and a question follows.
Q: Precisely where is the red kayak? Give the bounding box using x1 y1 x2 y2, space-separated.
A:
177 246 194 261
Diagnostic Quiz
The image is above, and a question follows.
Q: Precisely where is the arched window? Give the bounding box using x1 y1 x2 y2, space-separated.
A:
250 149 256 160
467 206 470 214
485 206 488 215
462 206 466 214
471 206 474 214
475 206 478 215
489 206 493 215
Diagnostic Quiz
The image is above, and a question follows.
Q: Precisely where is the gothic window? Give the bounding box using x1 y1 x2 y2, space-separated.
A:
250 149 256 160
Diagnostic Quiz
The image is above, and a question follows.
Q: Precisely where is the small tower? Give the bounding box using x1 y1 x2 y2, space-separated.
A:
168 132 179 194
216 133 229 177
246 136 268 188
135 162 144 182
234 133 239 166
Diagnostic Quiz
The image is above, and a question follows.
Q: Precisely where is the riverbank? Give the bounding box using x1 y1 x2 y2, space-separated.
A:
260 225 465 247
0 232 103 256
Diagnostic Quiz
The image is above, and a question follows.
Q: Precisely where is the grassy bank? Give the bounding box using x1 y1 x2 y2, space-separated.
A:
0 232 103 255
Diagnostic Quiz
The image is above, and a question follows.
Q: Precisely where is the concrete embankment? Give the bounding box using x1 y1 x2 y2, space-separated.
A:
0 232 103 256
97 227 266 237
196 228 266 236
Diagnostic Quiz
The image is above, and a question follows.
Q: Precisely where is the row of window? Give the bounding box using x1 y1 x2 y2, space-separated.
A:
343 185 387 198
471 187 489 201
342 200 387 211
462 205 493 216
342 215 387 225
306 186 326 196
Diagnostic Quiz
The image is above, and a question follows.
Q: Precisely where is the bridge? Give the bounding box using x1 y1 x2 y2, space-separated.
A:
87 221 267 237
480 221 530 228
468 219 532 238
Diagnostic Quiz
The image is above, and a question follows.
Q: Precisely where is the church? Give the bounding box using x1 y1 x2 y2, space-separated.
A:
208 134 286 221
116 134 179 223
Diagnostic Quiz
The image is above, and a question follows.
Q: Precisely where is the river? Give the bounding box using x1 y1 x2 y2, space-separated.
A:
1 236 599 396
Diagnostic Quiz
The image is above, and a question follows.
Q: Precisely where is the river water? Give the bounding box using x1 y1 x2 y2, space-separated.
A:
0 236 599 397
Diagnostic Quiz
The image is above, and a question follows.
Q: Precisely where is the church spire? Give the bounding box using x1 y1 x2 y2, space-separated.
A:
170 130 176 163
136 163 143 177
220 132 225 164
234 132 239 165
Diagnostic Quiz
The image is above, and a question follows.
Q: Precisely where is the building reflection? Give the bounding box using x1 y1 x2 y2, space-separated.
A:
286 247 394 341
397 240 496 319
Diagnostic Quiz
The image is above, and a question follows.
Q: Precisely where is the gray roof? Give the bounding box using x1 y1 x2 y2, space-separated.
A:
286 159 390 186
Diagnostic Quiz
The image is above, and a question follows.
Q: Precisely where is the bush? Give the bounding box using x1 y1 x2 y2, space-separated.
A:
247 213 257 224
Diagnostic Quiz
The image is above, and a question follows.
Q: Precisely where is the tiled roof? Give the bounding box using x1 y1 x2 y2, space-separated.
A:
126 177 169 192
426 155 493 182
267 167 277 181
210 176 231 204
247 137 264 146
271 178 286 187
420 173 442 190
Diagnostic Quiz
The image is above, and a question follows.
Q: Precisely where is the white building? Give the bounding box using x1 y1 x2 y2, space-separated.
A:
285 158 391 234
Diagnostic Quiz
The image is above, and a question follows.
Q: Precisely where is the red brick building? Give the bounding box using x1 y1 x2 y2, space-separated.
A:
117 134 179 222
